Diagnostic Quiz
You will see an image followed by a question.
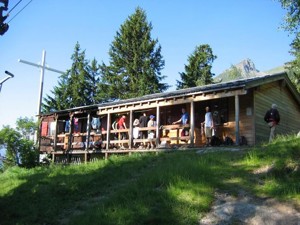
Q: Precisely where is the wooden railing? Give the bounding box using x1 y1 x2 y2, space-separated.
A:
52 124 192 151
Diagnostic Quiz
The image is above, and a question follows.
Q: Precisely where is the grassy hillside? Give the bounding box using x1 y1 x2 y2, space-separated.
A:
0 135 300 225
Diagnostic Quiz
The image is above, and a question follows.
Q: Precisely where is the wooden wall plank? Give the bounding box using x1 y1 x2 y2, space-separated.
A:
254 81 300 144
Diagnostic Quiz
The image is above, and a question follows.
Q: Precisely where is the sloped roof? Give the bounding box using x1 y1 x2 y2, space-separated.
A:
41 72 299 116
97 71 299 107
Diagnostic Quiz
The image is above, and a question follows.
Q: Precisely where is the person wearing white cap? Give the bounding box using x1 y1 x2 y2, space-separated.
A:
132 119 140 148
264 103 280 142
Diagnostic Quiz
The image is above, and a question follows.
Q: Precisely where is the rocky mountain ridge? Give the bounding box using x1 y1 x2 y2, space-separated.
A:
214 58 286 82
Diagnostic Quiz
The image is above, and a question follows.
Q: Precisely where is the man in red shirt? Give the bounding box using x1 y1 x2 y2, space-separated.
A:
118 115 127 130
118 115 127 148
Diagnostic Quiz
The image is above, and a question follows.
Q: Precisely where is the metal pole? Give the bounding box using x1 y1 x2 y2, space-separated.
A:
37 50 46 115
18 59 65 74
0 71 14 93
18 50 65 147
18 50 65 115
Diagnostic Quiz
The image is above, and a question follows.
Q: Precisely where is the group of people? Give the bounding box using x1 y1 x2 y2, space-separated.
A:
107 103 280 150
202 103 281 146
136 107 214 148
111 113 157 149
133 113 157 149
0 0 9 35
133 107 215 148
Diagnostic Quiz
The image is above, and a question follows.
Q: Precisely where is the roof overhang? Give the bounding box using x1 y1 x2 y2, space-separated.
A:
41 71 300 117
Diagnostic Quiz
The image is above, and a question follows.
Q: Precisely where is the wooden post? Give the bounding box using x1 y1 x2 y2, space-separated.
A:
86 112 91 152
67 114 74 163
53 115 58 151
156 106 160 147
84 152 87 164
129 110 133 149
235 94 240 145
106 113 111 150
190 101 194 146
67 114 73 151
84 112 90 164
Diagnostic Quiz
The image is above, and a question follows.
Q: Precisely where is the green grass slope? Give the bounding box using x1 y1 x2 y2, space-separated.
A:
0 135 299 225
264 65 287 74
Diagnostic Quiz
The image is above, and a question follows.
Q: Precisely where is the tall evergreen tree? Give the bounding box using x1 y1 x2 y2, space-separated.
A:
43 42 98 112
176 44 217 89
67 43 94 107
42 73 70 112
87 58 101 104
99 7 168 101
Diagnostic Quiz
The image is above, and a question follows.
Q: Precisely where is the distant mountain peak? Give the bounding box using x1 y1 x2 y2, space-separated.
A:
234 58 266 77
214 58 267 82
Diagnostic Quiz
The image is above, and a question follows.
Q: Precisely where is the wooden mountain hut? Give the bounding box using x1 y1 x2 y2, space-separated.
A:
39 72 300 162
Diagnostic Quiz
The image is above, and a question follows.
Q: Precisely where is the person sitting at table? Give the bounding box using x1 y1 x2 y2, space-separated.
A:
139 112 148 147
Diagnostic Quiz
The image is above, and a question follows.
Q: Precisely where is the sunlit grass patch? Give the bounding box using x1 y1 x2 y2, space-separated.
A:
1 135 300 224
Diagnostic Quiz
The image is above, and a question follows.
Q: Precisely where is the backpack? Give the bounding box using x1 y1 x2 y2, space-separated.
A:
211 136 222 146
224 136 234 145
264 110 270 122
239 136 247 146
272 109 280 123
264 109 280 123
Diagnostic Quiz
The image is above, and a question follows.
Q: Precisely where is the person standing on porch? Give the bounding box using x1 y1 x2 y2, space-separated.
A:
147 115 156 149
264 103 280 142
139 112 148 147
202 106 214 146
118 115 127 149
172 108 189 138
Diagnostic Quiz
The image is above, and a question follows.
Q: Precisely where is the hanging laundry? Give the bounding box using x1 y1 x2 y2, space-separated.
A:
41 121 48 136
65 120 70 133
49 122 56 136
91 117 101 130
74 117 79 132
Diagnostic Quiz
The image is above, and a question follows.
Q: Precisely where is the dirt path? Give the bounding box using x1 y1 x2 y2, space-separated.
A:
199 190 300 225
197 147 300 225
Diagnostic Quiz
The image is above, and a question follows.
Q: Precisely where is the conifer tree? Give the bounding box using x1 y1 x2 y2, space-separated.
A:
99 7 168 101
67 43 94 107
176 44 217 89
43 42 98 112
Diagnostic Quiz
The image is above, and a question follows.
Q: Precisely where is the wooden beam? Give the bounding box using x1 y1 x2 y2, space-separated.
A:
156 106 160 147
235 94 240 145
129 110 133 149
97 89 247 115
85 112 91 151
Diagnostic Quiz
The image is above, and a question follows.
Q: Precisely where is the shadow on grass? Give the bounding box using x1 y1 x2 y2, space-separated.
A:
1 144 299 225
